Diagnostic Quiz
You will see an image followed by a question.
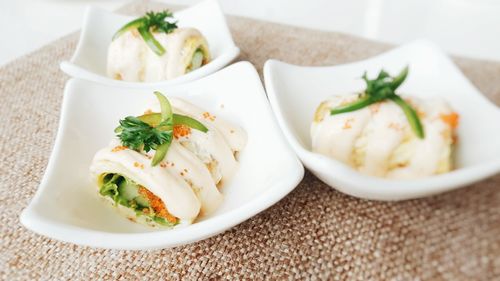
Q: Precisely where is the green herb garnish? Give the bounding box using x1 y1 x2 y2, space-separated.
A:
115 91 209 166
112 10 178 56
330 66 424 138
116 116 172 152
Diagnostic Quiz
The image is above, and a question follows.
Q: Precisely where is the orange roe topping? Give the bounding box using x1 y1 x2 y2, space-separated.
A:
133 162 144 169
202 112 216 121
370 103 381 114
143 109 153 114
342 118 354 129
138 186 178 223
440 112 459 129
388 122 402 130
111 146 128 152
173 124 191 139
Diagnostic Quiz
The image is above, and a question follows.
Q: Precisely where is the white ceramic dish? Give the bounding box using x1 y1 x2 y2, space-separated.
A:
20 62 304 250
60 0 240 88
264 39 500 201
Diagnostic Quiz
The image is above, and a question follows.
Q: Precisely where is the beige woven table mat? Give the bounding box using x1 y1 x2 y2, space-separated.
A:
2 1 500 280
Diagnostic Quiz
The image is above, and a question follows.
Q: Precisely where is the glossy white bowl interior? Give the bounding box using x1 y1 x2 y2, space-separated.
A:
60 0 240 88
264 39 500 201
21 62 304 250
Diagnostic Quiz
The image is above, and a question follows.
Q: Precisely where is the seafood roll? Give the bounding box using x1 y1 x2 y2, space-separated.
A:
90 92 246 228
311 67 459 179
107 10 211 82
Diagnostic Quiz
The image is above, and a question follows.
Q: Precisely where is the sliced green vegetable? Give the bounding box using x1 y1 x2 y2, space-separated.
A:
138 113 208 133
151 141 171 166
112 11 177 56
149 92 174 166
137 113 161 127
188 49 204 72
389 94 424 138
116 92 207 166
154 91 173 122
134 196 150 208
329 66 425 139
138 26 166 56
173 113 208 133
112 18 145 41
330 95 375 115
117 178 139 201
153 216 177 227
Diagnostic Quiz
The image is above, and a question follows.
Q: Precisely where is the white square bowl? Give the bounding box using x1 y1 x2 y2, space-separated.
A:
20 61 304 250
264 39 500 201
60 0 240 88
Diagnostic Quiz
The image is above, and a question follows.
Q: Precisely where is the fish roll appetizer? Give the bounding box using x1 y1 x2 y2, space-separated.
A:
107 11 211 82
311 67 459 179
90 92 246 228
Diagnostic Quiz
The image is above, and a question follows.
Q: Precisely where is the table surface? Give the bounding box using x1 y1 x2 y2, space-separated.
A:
2 6 500 277
1 0 500 67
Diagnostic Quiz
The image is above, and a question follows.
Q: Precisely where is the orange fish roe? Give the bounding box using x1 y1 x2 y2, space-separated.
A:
202 111 216 121
133 162 144 169
111 145 127 152
342 118 354 129
370 103 381 114
160 163 167 168
173 124 192 139
440 112 459 129
143 109 153 115
388 122 403 131
138 186 178 223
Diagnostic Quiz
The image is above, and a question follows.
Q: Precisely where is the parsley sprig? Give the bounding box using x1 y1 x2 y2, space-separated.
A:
116 116 172 152
330 66 424 138
115 91 208 166
112 10 178 56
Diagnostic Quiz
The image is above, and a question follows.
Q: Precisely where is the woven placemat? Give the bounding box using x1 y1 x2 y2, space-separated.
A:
1 1 500 280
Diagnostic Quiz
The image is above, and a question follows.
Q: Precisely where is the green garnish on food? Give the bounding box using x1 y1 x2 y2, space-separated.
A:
112 10 178 56
187 48 205 72
115 91 209 166
330 66 424 138
115 116 172 152
99 173 177 227
137 113 208 133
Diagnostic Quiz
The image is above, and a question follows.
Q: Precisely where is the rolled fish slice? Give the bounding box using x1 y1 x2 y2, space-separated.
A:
90 139 224 227
107 28 211 82
311 94 456 179
143 97 247 184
